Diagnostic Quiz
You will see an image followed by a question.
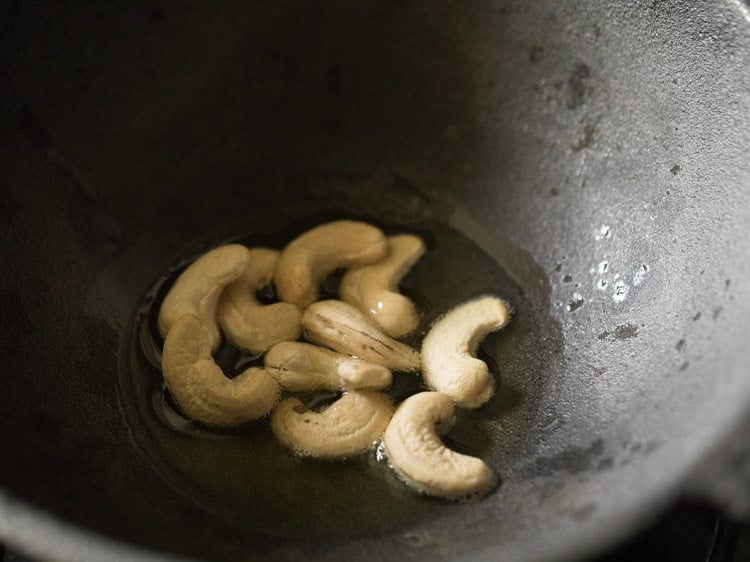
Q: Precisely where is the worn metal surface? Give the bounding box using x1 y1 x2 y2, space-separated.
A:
1 0 749 561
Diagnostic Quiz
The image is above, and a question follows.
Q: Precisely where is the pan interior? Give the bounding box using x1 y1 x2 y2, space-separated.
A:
1 1 749 561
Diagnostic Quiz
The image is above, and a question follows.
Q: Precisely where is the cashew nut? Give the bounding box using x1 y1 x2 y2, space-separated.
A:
270 390 394 458
162 314 280 426
340 234 426 338
264 341 392 391
158 244 251 345
382 392 496 499
302 300 420 372
421 296 510 408
217 248 302 354
274 220 388 307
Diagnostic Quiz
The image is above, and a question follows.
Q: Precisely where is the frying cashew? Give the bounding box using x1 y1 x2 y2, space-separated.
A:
340 234 426 338
218 248 302 354
158 244 251 345
162 314 280 426
421 296 510 409
270 390 394 458
382 392 496 499
274 220 388 307
264 341 392 392
302 300 420 372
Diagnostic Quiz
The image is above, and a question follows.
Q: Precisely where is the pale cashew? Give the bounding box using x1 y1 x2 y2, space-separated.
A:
302 300 420 372
421 296 510 409
158 244 251 346
270 390 394 458
274 220 388 307
382 392 496 499
217 248 302 354
340 234 426 338
264 341 392 391
162 314 280 426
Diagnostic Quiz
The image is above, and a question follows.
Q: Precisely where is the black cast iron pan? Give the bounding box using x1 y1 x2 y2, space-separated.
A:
1 1 750 560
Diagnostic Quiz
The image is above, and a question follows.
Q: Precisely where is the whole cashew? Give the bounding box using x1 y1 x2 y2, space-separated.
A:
340 234 426 338
274 220 388 308
302 300 420 372
270 390 394 458
162 314 280 426
158 244 251 346
264 341 392 392
382 391 496 499
218 248 302 355
421 296 510 408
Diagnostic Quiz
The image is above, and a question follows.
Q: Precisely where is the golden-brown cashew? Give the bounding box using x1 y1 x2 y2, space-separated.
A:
264 341 392 391
217 248 301 354
158 244 251 346
421 296 510 408
162 314 280 426
339 234 425 338
274 220 388 307
382 392 496 499
302 300 420 372
270 390 393 458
